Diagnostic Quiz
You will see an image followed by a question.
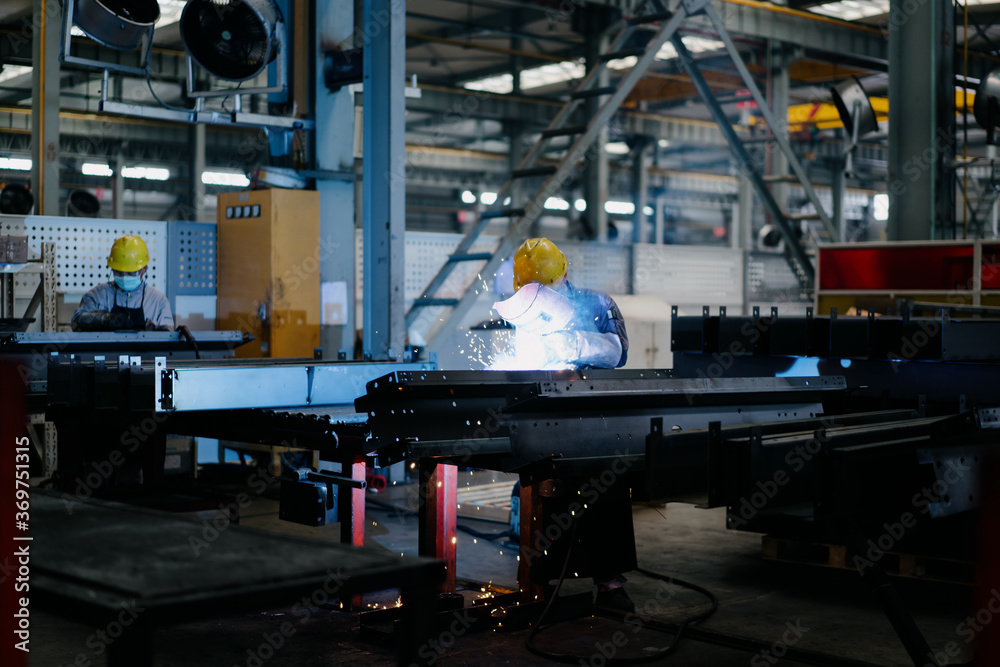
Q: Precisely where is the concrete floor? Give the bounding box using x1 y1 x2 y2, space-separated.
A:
32 470 975 667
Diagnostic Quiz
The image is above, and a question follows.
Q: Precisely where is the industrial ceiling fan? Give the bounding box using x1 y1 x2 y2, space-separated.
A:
180 0 288 99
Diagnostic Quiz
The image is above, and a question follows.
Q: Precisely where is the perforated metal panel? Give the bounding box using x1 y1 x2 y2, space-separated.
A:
747 250 810 304
633 245 743 308
355 230 498 304
167 221 216 299
0 215 167 294
560 241 630 294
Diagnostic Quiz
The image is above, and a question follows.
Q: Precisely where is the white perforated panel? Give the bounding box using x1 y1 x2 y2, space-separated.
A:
633 245 743 308
355 230 498 304
747 251 803 298
0 215 167 295
560 241 630 294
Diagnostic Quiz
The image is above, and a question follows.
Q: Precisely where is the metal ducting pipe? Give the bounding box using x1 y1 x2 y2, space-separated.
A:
67 189 101 218
0 183 34 215
73 0 161 50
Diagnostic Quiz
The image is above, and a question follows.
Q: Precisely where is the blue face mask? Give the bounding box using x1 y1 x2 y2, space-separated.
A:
114 275 142 292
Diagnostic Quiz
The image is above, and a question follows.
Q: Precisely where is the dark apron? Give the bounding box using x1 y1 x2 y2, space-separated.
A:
111 283 146 329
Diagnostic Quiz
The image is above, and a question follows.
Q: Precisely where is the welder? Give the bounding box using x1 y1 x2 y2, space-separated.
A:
502 237 627 369
498 237 636 612
71 234 174 331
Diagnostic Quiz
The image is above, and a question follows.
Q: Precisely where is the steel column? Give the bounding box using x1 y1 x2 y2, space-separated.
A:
887 0 954 240
112 152 125 219
831 160 845 242
31 0 61 215
418 462 457 593
583 9 610 242
362 0 406 360
188 124 206 221
654 193 666 245
316 1 358 357
631 138 651 244
736 176 753 249
768 45 790 218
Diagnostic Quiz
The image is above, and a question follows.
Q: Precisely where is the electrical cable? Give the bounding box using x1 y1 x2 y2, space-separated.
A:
145 72 195 113
524 518 718 664
456 524 515 541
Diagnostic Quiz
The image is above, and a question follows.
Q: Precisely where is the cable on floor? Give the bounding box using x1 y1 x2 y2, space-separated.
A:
525 517 718 664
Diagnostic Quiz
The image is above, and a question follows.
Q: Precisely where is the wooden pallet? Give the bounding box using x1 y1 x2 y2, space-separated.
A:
761 536 975 585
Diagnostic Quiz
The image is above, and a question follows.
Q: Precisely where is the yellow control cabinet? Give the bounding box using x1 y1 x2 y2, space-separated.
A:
216 189 320 358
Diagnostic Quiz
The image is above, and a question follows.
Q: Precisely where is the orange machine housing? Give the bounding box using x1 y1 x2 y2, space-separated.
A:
216 189 320 358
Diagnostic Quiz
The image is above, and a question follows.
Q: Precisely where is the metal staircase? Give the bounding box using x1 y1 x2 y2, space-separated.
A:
407 0 834 348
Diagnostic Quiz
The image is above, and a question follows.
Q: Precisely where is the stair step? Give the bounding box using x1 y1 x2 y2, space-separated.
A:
627 11 673 25
570 86 617 99
480 207 526 220
541 124 589 138
601 48 647 62
447 252 492 263
511 166 557 179
411 298 459 308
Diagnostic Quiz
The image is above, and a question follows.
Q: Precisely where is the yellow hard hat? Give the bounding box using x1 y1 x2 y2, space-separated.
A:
513 238 567 292
107 235 150 272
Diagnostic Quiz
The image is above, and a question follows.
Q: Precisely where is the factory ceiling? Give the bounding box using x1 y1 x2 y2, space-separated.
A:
0 0 999 218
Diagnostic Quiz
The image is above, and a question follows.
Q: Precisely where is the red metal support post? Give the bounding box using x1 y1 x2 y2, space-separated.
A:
418 462 457 593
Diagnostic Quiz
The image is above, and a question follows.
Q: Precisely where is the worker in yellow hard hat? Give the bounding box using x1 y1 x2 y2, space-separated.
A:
72 234 174 331
507 237 628 368
502 238 634 612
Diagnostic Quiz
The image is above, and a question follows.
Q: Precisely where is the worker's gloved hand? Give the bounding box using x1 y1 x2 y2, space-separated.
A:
73 310 136 331
144 319 171 332
541 330 582 365
72 310 111 331
176 324 195 341
542 330 623 369
107 312 135 330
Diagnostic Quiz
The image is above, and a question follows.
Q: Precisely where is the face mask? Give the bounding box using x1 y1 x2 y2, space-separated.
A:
114 275 142 292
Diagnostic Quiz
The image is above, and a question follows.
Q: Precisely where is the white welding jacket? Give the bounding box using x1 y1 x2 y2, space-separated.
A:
542 329 623 369
546 281 628 369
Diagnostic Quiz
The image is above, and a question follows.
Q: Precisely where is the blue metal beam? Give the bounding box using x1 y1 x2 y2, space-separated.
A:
363 0 407 360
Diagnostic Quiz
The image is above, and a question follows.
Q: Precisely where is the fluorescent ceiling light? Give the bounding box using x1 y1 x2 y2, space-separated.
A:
575 199 586 212
810 0 888 21
607 36 725 72
658 139 670 148
544 197 570 211
465 60 585 94
643 205 654 216
461 190 477 204
0 157 32 171
872 193 888 222
81 162 112 176
202 170 250 187
464 73 514 94
0 65 31 84
605 142 631 155
122 166 170 181
480 191 498 205
466 36 724 94
605 201 635 215
520 61 586 90
156 0 187 27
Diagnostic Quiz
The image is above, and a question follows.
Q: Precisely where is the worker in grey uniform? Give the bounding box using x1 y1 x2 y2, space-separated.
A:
500 237 636 612
72 234 174 331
